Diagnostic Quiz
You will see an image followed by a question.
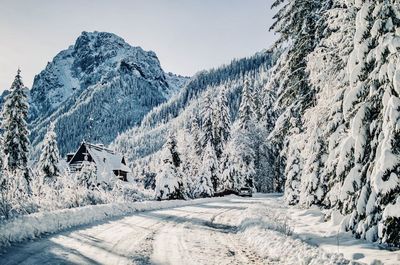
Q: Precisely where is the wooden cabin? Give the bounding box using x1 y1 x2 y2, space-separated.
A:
68 141 130 182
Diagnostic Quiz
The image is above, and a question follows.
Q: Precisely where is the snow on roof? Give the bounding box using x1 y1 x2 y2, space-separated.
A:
85 143 131 171
84 143 131 176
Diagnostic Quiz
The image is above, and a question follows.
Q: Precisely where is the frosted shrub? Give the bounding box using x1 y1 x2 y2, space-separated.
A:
111 180 151 203
239 205 293 236
1 170 153 220
0 170 37 220
31 172 97 210
265 211 293 236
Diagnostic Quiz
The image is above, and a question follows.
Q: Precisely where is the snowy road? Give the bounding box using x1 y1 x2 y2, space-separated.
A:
0 198 268 265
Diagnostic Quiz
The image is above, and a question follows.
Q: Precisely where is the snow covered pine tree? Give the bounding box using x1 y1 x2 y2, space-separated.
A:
200 91 221 192
347 0 400 246
155 132 185 200
212 85 231 159
38 122 61 183
269 0 325 205
194 142 216 198
78 158 98 190
237 77 256 189
269 0 400 247
2 69 30 184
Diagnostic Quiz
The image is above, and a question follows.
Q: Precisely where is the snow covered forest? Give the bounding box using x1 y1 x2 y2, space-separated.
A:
113 0 400 248
0 0 399 263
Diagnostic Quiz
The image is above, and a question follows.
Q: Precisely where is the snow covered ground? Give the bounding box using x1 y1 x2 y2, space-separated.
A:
285 203 400 265
239 194 400 265
0 194 398 264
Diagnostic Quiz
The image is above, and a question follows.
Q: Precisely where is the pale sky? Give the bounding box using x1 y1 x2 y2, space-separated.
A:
0 0 277 90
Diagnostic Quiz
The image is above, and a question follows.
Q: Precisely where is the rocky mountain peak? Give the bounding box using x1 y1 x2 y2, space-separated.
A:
24 31 188 156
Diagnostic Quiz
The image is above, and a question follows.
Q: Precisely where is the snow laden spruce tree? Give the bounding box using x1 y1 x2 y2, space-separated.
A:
255 81 278 193
155 132 185 200
176 127 198 198
213 85 232 192
269 0 329 204
2 69 30 184
212 85 231 158
303 0 357 209
200 91 221 192
238 78 255 131
237 77 256 189
179 114 203 197
77 158 97 189
270 0 319 204
0 70 31 219
2 69 30 187
194 142 216 197
190 113 203 158
201 91 215 150
221 77 256 191
219 146 236 192
38 122 60 183
336 0 400 246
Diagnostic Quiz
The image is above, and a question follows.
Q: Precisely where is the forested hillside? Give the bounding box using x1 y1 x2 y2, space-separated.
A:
112 50 280 193
114 0 400 247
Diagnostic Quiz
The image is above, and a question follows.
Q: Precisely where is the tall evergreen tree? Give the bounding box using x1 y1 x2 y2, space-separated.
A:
238 78 255 130
190 114 202 157
2 69 30 183
38 122 60 182
270 0 328 203
336 1 379 239
219 149 235 192
200 91 215 149
155 132 184 200
194 142 216 197
0 137 11 219
226 122 257 190
213 85 231 158
230 77 257 190
351 0 400 246
199 91 222 192
177 128 199 198
304 0 357 209
259 85 277 134
300 127 326 207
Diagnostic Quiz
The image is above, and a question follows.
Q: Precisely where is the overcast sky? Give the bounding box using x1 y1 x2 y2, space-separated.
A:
0 0 277 90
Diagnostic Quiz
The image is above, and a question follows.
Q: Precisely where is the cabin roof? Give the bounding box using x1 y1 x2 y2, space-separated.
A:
84 142 131 173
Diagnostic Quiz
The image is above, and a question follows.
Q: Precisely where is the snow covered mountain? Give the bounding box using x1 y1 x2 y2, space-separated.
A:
25 31 188 156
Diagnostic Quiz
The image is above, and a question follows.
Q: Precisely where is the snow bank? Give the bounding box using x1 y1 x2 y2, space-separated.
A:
236 201 348 265
285 200 400 265
0 197 227 248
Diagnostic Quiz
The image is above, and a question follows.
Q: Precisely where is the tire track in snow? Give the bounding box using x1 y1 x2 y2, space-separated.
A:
150 201 270 265
210 202 274 265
